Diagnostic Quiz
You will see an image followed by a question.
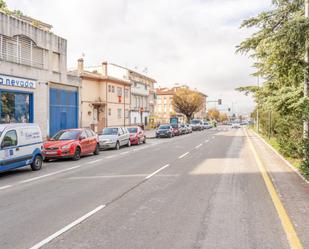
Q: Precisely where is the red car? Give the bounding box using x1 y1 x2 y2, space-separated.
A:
43 128 100 161
127 126 146 145
171 123 181 136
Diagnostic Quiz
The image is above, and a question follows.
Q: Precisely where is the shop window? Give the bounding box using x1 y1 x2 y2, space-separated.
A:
0 91 32 123
1 130 17 148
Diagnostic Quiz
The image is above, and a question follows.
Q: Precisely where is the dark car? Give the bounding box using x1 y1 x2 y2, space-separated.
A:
156 125 174 138
171 123 181 136
127 126 146 145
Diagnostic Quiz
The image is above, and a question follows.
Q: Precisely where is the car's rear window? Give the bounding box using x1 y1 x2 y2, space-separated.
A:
128 128 138 133
102 128 118 135
159 125 170 129
52 130 80 140
190 120 200 124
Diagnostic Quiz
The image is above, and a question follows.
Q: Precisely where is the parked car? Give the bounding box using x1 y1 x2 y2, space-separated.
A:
156 125 174 138
0 123 43 172
232 123 241 129
190 119 203 131
203 121 212 129
185 124 193 133
171 123 182 136
43 128 99 161
99 127 130 150
127 126 146 145
180 123 188 134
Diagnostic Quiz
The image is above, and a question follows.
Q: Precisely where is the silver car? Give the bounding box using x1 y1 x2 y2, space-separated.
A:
99 127 131 150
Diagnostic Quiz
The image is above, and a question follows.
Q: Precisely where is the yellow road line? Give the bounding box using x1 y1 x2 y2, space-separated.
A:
245 129 303 249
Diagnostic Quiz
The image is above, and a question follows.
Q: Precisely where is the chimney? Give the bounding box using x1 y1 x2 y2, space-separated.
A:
77 58 84 74
102 61 108 76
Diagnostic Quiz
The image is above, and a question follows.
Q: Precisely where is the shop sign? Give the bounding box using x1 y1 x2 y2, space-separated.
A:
0 74 36 89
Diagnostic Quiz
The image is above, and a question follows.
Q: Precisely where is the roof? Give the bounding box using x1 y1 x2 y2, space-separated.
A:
68 69 132 86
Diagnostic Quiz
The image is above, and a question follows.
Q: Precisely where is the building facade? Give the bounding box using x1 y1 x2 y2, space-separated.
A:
155 86 207 123
128 70 156 127
71 59 131 133
0 11 79 137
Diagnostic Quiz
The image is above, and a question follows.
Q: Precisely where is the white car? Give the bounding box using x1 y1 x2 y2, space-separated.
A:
99 127 131 150
0 123 43 172
231 123 241 129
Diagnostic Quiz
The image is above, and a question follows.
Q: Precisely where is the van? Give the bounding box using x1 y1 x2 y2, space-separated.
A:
0 123 43 172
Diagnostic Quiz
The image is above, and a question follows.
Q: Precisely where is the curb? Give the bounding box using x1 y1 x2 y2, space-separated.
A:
250 129 309 184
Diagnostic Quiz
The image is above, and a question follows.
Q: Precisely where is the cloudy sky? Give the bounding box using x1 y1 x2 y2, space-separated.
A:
6 0 271 115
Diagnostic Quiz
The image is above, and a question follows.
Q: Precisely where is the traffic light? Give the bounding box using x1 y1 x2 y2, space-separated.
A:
218 99 222 105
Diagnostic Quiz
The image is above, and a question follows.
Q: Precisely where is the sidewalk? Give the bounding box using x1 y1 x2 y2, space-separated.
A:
144 129 156 139
247 129 309 248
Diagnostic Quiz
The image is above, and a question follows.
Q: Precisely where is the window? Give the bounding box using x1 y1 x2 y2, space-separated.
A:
1 130 18 148
124 88 129 98
145 85 148 90
117 108 122 119
112 86 115 93
108 108 111 116
0 91 32 123
52 52 60 72
117 87 122 96
125 109 129 118
118 128 124 135
0 35 45 69
85 129 93 138
134 82 137 87
108 85 111 92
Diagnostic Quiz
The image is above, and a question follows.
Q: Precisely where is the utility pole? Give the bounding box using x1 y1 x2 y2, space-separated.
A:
304 0 309 139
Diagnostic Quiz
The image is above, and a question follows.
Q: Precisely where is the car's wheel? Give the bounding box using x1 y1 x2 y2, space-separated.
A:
115 141 120 150
127 140 131 147
94 144 100 155
169 133 172 138
72 147 81 161
31 155 43 171
143 136 146 144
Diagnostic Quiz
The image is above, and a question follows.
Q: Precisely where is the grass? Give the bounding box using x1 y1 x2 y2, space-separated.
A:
250 126 302 170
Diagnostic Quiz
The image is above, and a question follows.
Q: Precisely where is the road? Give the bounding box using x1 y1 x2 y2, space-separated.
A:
0 127 308 249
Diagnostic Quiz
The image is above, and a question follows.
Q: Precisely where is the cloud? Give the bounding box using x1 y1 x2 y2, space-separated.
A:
6 0 271 114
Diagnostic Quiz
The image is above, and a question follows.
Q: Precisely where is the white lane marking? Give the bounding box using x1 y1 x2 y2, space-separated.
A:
179 152 189 159
211 136 215 139
145 164 170 179
69 174 148 179
0 185 12 191
195 144 203 149
105 155 116 159
120 151 130 155
86 159 103 165
29 204 105 249
205 139 209 143
20 165 81 184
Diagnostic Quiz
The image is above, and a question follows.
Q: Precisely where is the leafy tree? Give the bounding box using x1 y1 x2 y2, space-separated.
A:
207 108 220 121
219 113 229 122
172 88 203 122
0 0 7 9
236 0 309 178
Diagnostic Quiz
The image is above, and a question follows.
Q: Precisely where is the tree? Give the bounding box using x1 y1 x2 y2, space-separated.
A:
172 88 203 122
0 0 7 9
237 0 309 178
219 113 229 123
207 108 220 121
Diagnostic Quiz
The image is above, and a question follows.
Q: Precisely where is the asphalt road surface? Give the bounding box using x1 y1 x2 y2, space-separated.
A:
0 127 308 249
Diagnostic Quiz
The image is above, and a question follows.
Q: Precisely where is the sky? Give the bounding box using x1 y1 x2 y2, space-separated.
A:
6 0 272 115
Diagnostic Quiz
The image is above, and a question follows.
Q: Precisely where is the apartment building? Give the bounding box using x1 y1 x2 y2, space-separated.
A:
70 59 131 133
155 86 207 123
0 11 79 137
128 70 156 127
